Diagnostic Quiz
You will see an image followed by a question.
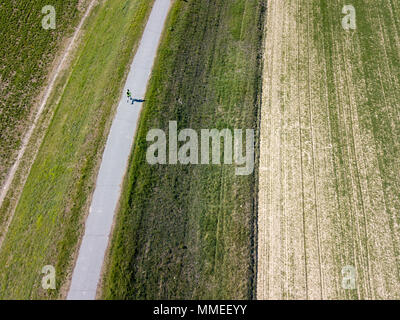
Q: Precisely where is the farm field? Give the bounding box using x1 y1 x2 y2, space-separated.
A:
0 0 87 192
257 0 400 299
1 0 399 302
101 0 265 299
0 0 155 299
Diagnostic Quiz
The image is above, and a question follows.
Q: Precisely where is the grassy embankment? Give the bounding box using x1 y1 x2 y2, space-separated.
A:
101 0 266 299
257 0 400 299
0 0 85 189
0 0 155 299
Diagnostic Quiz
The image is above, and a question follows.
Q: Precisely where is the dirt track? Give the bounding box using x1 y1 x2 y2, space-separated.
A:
257 0 400 299
0 0 96 227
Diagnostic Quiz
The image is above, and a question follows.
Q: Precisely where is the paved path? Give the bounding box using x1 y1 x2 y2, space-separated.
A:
67 0 172 300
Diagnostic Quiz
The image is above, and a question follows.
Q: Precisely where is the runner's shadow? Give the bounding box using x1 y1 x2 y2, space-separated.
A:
130 98 145 104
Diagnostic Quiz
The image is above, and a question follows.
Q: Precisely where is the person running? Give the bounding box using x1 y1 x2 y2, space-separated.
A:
127 89 132 103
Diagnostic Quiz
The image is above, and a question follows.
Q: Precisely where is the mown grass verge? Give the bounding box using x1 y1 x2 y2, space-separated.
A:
101 0 266 299
0 0 155 299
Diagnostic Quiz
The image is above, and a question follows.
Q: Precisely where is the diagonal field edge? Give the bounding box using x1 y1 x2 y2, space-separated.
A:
0 0 97 248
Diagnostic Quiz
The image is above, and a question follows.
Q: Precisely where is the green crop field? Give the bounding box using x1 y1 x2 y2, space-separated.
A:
0 0 86 190
101 0 266 300
0 0 155 299
257 0 400 299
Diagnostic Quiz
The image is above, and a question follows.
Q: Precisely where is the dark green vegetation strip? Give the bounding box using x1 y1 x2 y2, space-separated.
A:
102 0 266 299
0 0 154 299
0 0 83 188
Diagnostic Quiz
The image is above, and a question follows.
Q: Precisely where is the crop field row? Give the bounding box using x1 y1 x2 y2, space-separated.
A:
257 0 400 299
0 0 86 190
100 0 266 300
0 0 155 299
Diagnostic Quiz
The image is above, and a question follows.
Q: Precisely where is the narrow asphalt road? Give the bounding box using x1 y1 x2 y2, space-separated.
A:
67 0 172 300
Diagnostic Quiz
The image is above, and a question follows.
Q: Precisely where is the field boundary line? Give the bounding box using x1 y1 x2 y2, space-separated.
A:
305 0 323 298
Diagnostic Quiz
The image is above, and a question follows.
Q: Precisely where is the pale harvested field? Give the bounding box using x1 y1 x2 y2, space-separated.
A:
258 0 400 299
